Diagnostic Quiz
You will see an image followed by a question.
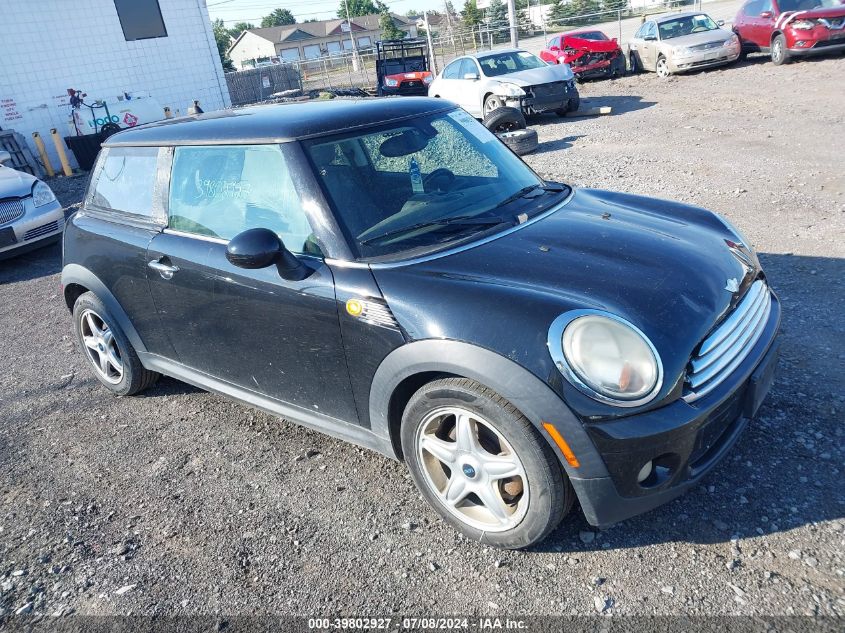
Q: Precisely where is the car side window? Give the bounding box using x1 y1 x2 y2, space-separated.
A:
167 144 317 254
443 60 462 79
549 36 560 48
459 58 478 77
91 146 160 218
645 22 657 39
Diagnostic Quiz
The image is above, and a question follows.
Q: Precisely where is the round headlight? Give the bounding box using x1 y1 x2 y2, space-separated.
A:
549 312 662 406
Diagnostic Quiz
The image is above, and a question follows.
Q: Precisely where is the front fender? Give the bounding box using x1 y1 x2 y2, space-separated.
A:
61 263 147 354
368 339 609 480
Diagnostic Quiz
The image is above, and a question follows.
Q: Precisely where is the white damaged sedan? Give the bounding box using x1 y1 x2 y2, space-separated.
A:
428 49 579 119
0 150 64 260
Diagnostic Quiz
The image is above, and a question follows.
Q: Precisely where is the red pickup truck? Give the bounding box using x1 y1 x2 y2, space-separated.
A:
732 0 845 64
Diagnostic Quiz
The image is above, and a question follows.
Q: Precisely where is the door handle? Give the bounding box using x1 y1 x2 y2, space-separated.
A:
148 259 179 280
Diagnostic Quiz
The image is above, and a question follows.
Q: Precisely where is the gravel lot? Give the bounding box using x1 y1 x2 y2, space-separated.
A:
1 54 843 621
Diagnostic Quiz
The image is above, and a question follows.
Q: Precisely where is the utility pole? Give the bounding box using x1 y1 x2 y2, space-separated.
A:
507 0 518 48
424 11 438 75
343 0 360 71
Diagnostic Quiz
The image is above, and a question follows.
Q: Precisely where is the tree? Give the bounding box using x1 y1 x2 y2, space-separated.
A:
461 0 483 27
546 0 568 27
227 21 254 39
337 0 387 18
211 18 235 72
486 0 509 38
261 8 295 27
379 10 405 39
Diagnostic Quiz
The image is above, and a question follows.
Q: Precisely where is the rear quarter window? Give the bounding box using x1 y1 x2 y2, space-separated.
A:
91 146 160 218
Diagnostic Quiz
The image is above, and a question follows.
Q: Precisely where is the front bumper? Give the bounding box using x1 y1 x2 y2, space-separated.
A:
670 47 740 73
379 82 430 97
505 80 579 115
0 197 65 260
570 291 781 527
789 38 845 55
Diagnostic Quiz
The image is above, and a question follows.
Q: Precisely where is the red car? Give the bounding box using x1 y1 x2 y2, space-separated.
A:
732 0 845 64
540 30 626 79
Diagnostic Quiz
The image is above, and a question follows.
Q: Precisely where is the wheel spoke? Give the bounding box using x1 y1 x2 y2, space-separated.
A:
98 351 111 376
85 312 102 337
106 347 122 375
476 483 512 524
483 454 521 481
83 336 99 350
443 476 468 507
420 434 457 466
455 413 480 453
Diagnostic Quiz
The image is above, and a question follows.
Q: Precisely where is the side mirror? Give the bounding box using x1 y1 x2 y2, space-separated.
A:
463 72 479 80
644 35 657 41
226 228 309 281
717 19 726 26
760 10 773 17
0 150 11 165
612 37 618 42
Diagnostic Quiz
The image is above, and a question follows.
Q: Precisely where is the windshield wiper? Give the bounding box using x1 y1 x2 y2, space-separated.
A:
492 183 566 211
360 214 509 246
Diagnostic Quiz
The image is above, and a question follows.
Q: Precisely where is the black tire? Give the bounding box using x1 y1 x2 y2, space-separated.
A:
628 50 640 74
401 378 574 549
771 33 789 65
497 128 539 156
556 93 580 117
482 106 526 134
72 292 159 396
609 55 626 78
99 122 122 139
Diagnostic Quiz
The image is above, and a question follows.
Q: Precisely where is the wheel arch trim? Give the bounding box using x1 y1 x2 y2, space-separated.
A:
368 339 610 479
61 263 147 354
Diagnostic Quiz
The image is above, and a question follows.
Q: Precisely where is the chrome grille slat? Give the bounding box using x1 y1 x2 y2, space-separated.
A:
685 280 771 401
0 198 25 226
690 286 768 373
699 281 765 355
359 301 399 329
23 220 59 241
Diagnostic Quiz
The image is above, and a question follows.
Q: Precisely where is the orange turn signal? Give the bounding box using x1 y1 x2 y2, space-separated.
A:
542 422 580 468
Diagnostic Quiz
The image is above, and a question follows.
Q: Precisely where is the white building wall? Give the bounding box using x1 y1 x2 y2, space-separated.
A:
0 0 231 169
229 32 279 70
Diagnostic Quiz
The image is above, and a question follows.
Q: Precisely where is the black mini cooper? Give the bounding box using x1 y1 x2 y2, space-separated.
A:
62 99 780 549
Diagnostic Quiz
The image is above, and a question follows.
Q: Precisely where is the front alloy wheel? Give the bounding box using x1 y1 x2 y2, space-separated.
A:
656 56 671 78
416 407 529 532
402 378 574 549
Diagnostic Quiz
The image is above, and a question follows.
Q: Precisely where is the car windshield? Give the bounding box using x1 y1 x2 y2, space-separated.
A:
658 14 719 40
779 0 838 8
570 31 608 41
477 51 547 77
304 109 567 260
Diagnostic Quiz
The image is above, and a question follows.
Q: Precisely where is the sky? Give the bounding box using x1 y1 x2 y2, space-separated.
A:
206 0 461 25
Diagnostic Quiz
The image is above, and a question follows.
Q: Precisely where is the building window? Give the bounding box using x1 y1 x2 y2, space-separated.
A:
357 36 372 49
303 44 321 59
114 0 168 41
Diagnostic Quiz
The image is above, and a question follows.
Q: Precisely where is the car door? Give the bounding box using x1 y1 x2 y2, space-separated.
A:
542 36 561 63
752 0 776 49
434 58 464 103
458 58 484 117
145 143 360 423
639 21 659 70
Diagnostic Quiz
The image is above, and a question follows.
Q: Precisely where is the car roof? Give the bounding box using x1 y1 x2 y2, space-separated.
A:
465 48 529 60
103 98 455 147
652 10 711 23
560 29 606 36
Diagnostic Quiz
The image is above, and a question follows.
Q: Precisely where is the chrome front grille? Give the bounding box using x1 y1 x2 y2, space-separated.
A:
0 198 25 226
685 280 772 401
23 220 59 241
691 41 724 51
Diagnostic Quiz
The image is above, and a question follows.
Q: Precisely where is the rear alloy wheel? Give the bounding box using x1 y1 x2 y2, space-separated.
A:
771 33 789 65
73 292 159 396
497 128 539 156
656 56 671 78
482 106 526 134
402 378 573 549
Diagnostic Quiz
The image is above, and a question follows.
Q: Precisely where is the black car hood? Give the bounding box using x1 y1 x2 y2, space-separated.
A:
372 188 759 412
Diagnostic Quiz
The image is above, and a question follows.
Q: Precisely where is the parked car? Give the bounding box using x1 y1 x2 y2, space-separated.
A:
732 0 845 65
62 99 781 549
0 150 64 260
376 38 434 97
428 49 579 119
540 29 627 79
630 11 742 77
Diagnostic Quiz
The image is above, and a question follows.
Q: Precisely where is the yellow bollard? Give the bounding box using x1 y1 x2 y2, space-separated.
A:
49 129 73 177
32 132 55 178
164 106 172 119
